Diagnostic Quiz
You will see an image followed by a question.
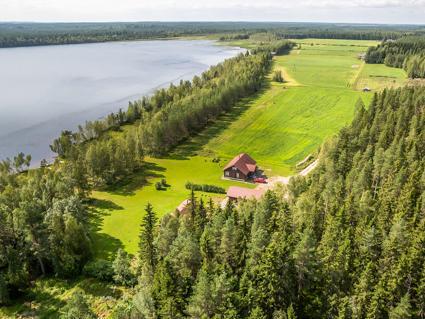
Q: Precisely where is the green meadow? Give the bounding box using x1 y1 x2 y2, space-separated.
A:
91 156 255 257
91 38 407 257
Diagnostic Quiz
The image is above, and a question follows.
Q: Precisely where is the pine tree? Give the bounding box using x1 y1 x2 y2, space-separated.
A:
139 203 158 275
287 304 297 319
389 294 412 319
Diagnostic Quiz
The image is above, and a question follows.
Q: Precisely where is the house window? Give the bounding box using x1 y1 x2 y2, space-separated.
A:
225 171 229 176
236 172 240 178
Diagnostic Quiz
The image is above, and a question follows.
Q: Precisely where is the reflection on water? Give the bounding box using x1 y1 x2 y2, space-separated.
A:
0 40 243 164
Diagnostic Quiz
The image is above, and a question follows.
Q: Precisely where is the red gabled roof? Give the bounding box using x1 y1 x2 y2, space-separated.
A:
224 153 257 175
227 186 264 200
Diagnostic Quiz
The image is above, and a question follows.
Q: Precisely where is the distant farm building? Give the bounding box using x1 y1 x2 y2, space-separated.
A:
223 153 257 181
226 186 265 202
176 199 191 215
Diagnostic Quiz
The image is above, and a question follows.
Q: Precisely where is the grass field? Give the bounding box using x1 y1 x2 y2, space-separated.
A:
91 156 255 257
90 38 407 257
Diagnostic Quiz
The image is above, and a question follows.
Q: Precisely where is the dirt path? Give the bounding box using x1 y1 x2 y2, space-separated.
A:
256 159 318 191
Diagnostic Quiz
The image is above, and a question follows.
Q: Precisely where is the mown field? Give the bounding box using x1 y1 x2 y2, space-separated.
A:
90 38 407 257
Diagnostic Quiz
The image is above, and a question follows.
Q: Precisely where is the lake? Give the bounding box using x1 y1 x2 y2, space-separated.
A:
0 40 243 164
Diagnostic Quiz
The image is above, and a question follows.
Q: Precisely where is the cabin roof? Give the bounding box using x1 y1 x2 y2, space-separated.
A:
177 199 191 213
223 153 257 175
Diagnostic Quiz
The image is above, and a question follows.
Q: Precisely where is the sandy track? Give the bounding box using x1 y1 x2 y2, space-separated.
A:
256 159 318 191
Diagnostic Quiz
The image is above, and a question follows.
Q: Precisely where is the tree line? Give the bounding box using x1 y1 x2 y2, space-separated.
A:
90 86 424 318
50 41 293 188
365 36 425 78
0 163 92 304
1 22 424 48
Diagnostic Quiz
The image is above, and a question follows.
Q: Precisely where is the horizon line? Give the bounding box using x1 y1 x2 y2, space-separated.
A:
1 20 424 27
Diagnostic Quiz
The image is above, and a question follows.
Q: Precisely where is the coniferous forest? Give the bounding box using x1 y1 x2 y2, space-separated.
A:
365 36 425 78
104 86 424 318
1 22 424 48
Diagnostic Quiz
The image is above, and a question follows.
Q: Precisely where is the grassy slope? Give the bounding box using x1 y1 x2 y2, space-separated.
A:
91 38 406 257
204 39 399 173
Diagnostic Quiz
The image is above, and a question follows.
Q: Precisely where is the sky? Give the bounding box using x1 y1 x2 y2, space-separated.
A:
1 0 424 25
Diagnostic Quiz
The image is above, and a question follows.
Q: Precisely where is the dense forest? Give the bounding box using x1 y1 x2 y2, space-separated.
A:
0 41 292 305
1 22 424 48
365 36 425 78
99 86 424 318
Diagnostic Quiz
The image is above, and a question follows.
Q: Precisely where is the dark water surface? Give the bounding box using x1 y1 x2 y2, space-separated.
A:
0 40 243 163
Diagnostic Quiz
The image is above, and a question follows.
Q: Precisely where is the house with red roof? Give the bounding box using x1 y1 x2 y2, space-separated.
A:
223 153 257 181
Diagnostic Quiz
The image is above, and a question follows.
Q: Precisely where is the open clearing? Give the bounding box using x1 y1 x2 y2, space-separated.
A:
91 39 407 257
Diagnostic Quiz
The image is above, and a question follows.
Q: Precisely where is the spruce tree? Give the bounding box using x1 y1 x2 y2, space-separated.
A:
139 203 158 275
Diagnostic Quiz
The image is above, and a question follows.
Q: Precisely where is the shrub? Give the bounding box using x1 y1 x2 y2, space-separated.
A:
112 249 136 287
61 291 96 319
272 70 284 82
161 179 167 187
0 275 9 306
83 259 114 282
185 182 226 194
155 182 163 190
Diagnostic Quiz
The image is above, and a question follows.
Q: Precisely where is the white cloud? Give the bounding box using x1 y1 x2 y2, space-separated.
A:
0 0 424 23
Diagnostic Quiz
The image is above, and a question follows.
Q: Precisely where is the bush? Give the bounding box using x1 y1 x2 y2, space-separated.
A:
155 182 163 190
83 259 114 282
161 179 167 186
112 249 136 287
272 70 284 82
0 275 9 306
185 182 226 194
61 291 96 319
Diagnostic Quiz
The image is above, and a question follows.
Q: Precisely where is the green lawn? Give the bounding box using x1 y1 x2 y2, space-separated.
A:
90 38 407 258
353 63 407 91
91 156 254 257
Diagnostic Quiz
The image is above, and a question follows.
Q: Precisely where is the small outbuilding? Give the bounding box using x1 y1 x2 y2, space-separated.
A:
176 199 191 215
226 186 265 202
223 153 257 181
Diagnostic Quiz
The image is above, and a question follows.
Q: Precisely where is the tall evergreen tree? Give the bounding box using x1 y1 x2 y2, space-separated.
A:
139 203 158 275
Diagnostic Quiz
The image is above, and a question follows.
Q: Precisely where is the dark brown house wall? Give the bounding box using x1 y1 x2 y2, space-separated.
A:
224 167 247 180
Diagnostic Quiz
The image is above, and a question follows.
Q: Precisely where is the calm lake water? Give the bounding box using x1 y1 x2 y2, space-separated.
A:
0 40 243 164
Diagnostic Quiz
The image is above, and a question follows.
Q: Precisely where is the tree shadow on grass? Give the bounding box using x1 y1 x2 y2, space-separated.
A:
100 162 167 196
77 278 121 298
88 202 125 260
11 287 67 318
89 198 124 211
164 83 271 160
